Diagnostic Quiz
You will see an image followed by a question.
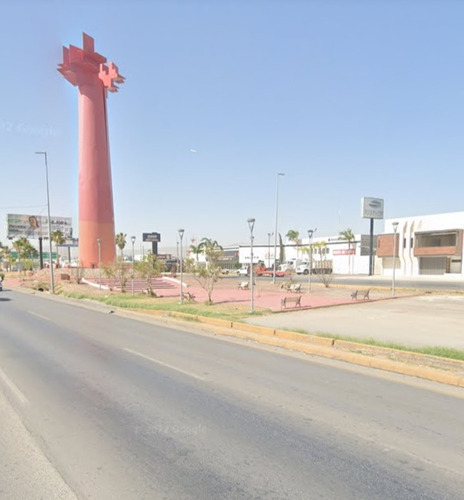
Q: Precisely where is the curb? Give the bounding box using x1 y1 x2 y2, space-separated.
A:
135 309 464 388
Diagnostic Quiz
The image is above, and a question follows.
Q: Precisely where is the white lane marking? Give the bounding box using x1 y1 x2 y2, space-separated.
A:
28 311 52 322
124 348 207 381
0 366 29 406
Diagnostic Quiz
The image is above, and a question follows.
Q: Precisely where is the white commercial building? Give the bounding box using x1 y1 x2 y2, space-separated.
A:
239 233 375 275
378 211 464 277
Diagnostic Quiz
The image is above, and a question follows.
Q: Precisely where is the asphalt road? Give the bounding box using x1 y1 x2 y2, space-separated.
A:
1 290 464 499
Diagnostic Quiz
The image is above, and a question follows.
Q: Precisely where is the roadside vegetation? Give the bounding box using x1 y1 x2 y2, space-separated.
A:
61 289 266 321
290 329 464 362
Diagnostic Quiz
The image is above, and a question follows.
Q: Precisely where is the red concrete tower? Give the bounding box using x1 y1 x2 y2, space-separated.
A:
58 33 124 267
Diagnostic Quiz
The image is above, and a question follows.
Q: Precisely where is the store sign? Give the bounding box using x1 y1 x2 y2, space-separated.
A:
361 197 384 219
333 249 356 256
143 232 161 242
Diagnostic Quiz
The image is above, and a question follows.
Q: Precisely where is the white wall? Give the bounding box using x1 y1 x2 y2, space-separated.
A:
383 211 464 277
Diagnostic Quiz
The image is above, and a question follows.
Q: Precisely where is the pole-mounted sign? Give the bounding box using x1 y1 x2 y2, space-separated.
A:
361 197 384 276
142 232 161 254
361 197 384 220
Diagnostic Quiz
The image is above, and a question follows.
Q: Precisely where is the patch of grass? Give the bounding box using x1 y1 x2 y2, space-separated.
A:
284 328 464 362
61 289 266 322
418 346 464 361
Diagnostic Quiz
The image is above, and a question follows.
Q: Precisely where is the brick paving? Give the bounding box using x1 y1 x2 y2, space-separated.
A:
3 272 390 313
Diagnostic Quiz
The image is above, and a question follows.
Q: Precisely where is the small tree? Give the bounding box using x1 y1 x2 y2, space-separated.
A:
51 230 65 267
135 252 164 296
312 241 334 288
339 228 356 274
286 229 301 260
115 233 127 260
187 237 223 304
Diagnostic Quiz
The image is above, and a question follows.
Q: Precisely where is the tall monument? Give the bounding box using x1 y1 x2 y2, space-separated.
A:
58 33 124 267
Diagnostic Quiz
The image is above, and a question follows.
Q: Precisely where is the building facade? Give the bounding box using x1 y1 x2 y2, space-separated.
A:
238 234 376 275
377 211 464 277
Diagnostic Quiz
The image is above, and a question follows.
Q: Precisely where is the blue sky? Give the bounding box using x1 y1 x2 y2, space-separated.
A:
1 0 463 252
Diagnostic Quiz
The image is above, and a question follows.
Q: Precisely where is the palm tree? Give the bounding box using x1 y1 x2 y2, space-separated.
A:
0 242 12 272
286 229 301 260
189 243 203 267
199 237 223 264
115 233 127 259
51 230 65 267
12 237 38 271
339 228 356 274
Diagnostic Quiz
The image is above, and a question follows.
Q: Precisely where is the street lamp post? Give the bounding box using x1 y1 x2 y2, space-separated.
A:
273 173 285 284
97 238 102 290
392 222 399 297
307 229 316 292
131 235 136 295
35 151 55 293
267 232 273 269
178 229 184 304
248 218 256 313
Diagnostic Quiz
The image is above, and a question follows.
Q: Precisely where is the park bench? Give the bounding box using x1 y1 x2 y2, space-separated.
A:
281 295 302 309
238 281 249 290
350 289 370 300
288 283 302 293
182 291 196 301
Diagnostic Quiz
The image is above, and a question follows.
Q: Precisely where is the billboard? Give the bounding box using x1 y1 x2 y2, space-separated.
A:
361 197 384 219
7 214 73 239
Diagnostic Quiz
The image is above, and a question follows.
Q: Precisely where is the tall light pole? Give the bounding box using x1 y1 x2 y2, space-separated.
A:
267 232 273 268
178 229 184 304
97 238 102 290
35 152 55 293
392 222 399 297
273 172 285 284
131 235 136 295
307 229 316 292
248 218 256 313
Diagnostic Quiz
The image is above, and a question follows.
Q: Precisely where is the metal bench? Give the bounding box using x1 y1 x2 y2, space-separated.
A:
182 291 196 301
281 295 302 309
350 290 358 300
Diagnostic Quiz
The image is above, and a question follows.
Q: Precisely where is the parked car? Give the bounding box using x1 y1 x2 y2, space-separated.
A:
237 266 249 276
296 262 310 275
261 267 289 277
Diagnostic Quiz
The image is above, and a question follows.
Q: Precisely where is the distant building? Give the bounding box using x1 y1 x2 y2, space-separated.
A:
239 234 376 275
377 211 464 277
